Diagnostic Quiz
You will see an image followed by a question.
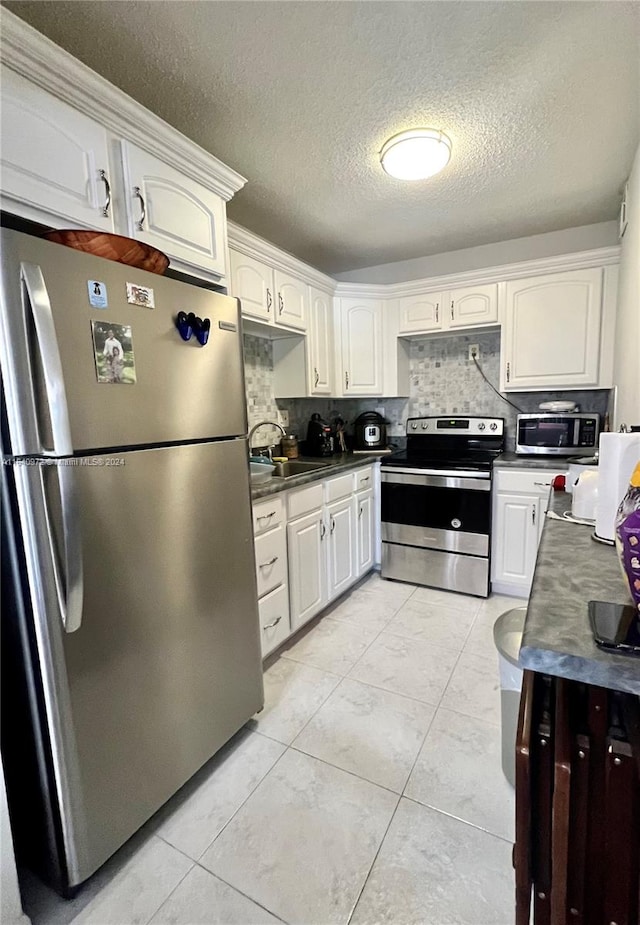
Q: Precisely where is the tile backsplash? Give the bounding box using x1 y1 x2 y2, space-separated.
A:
244 331 610 452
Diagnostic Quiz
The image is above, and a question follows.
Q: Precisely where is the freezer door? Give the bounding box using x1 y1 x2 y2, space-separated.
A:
15 438 263 887
0 229 247 454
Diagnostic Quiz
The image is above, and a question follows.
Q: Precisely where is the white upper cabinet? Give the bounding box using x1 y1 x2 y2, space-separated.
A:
339 298 383 395
1 67 114 232
503 268 603 390
121 141 227 278
398 284 497 334
448 283 498 328
229 251 273 323
308 288 333 394
273 269 307 331
398 292 444 333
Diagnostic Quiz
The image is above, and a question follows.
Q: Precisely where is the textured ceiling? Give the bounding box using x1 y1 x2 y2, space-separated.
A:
3 1 639 274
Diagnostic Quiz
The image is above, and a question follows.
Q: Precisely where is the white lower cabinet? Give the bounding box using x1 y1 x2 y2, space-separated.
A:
287 509 328 631
491 468 565 597
252 465 378 654
327 496 357 600
356 489 374 576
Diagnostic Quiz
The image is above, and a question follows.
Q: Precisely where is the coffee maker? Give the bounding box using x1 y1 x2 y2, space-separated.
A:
306 413 334 457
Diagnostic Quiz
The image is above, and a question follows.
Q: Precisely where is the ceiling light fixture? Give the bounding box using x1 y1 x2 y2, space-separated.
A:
379 128 452 181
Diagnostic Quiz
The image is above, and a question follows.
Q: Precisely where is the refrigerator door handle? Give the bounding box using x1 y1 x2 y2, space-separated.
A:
39 462 84 634
20 262 74 457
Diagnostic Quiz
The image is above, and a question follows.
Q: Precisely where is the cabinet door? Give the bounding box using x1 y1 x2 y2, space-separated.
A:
1 68 114 232
356 489 374 577
327 497 357 600
308 288 333 394
340 299 383 395
398 293 444 333
230 250 273 322
287 510 327 630
121 140 226 278
274 269 307 331
504 269 603 390
493 492 539 592
449 284 498 329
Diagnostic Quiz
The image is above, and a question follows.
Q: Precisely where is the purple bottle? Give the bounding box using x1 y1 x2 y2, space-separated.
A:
615 462 640 615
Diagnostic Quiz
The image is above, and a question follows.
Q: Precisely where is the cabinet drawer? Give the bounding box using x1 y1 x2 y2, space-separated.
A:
495 469 565 495
258 583 290 657
355 466 374 492
252 495 285 537
254 526 287 598
325 473 354 503
288 482 323 519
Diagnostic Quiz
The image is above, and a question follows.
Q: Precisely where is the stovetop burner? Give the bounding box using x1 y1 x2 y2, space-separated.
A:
383 416 505 473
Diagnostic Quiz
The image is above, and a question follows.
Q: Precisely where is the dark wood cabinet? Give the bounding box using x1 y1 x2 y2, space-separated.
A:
515 672 640 925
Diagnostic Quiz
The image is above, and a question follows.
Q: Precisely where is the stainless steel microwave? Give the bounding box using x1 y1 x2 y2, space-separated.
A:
515 413 600 456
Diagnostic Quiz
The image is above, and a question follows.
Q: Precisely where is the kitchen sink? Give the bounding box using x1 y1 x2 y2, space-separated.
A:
272 460 331 479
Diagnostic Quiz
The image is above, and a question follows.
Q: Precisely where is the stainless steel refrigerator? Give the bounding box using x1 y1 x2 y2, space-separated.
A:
0 228 264 894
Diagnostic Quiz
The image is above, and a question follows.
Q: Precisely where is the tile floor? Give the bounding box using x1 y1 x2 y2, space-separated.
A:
21 573 523 925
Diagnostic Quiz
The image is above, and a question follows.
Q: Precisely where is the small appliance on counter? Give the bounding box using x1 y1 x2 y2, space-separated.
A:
595 432 640 543
515 412 599 456
353 411 388 452
305 412 334 457
571 470 599 521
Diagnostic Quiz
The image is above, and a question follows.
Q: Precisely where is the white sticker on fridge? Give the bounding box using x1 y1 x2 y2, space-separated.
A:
88 280 108 308
126 282 155 308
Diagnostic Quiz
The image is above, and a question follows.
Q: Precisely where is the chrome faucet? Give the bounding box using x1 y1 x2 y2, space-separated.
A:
248 420 286 459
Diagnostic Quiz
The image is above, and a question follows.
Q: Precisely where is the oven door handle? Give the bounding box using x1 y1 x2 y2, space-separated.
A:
381 470 491 491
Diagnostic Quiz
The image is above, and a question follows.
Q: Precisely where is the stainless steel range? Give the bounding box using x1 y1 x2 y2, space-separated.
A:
380 416 505 597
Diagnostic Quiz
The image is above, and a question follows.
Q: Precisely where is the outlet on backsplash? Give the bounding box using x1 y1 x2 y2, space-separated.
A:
278 409 290 428
468 344 480 361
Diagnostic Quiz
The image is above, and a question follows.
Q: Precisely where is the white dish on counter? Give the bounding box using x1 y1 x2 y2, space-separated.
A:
250 461 275 484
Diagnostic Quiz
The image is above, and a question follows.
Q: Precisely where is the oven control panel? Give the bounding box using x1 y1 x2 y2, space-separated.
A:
406 416 504 436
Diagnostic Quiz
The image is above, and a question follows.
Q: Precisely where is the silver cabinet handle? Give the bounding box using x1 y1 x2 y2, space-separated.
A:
359 505 363 519
266 288 272 312
360 476 370 483
506 362 510 383
450 300 455 320
278 293 284 315
99 169 111 218
532 505 536 526
133 186 146 231
330 516 336 534
257 511 276 522
259 556 278 568
435 302 439 322
314 367 319 387
263 615 282 630
534 482 552 488
320 521 326 540
345 371 349 390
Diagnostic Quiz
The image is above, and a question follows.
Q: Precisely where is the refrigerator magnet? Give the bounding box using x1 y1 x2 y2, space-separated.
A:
88 280 108 309
126 282 155 309
90 321 137 385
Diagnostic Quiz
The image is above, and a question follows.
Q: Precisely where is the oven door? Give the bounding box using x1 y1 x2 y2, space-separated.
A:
380 468 491 556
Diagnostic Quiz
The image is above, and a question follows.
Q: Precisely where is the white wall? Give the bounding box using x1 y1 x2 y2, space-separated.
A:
613 145 640 429
334 221 619 284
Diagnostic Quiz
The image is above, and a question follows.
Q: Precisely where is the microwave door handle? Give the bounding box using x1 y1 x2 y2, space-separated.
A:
20 263 73 457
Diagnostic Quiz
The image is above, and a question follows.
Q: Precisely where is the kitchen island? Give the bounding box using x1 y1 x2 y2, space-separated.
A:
513 489 639 925
519 489 639 694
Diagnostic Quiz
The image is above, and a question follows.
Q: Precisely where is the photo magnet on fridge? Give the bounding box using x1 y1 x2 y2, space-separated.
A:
88 280 108 308
91 321 137 384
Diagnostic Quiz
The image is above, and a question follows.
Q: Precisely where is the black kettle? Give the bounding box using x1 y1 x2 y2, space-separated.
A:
353 412 387 450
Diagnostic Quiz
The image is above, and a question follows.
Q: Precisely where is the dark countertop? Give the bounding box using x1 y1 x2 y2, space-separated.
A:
251 454 380 500
519 490 639 694
495 452 576 470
